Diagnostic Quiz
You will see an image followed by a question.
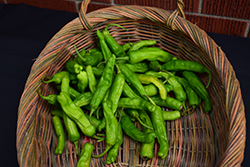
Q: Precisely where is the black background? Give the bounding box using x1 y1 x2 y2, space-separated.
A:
0 3 249 167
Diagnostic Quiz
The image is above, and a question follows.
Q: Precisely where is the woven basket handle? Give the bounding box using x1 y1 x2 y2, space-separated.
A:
78 0 186 30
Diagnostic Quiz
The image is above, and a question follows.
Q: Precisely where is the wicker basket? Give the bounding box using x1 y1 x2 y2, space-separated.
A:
16 0 246 166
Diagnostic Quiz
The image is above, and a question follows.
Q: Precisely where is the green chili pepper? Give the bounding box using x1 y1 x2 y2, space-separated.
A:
92 102 118 158
92 66 104 77
122 42 133 51
96 29 112 61
51 109 64 118
38 90 60 108
150 95 183 110
56 84 80 100
150 105 169 159
143 84 158 97
182 71 212 113
139 109 155 160
137 74 167 100
43 71 70 84
76 70 88 93
62 112 80 155
77 142 94 167
120 113 156 143
106 65 125 114
57 91 96 137
73 92 93 107
118 97 155 112
149 60 162 71
129 40 156 51
52 116 65 155
118 63 148 100
145 71 187 102
165 83 174 92
65 59 83 74
162 110 181 121
122 47 172 64
89 54 116 119
75 46 103 67
125 109 153 130
86 65 97 93
102 24 127 57
125 63 149 73
175 76 200 109
162 60 212 88
61 73 70 94
106 123 123 164
122 82 142 100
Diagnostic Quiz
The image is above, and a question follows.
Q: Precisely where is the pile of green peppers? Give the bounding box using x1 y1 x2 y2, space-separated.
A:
39 23 212 165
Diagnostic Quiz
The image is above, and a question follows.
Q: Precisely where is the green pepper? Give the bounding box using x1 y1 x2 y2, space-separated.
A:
102 24 127 57
118 63 148 100
73 92 93 107
96 29 112 61
86 65 97 93
121 47 172 64
118 97 155 112
139 110 155 160
76 70 88 93
150 105 169 159
129 40 156 51
43 71 70 84
92 66 104 77
122 82 142 100
137 74 167 100
89 54 116 119
106 123 123 164
77 142 94 167
182 71 212 113
120 112 156 143
62 112 80 155
57 91 96 137
162 60 212 88
92 102 118 157
65 59 83 74
150 95 183 110
38 90 60 108
143 84 158 97
124 63 149 73
162 110 181 121
52 116 65 155
149 60 162 71
56 85 81 100
122 42 133 51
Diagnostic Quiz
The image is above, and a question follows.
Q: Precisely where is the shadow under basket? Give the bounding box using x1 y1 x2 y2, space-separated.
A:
16 0 246 166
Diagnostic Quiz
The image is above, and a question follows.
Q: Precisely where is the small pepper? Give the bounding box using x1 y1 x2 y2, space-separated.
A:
38 90 60 108
56 84 80 100
122 42 133 51
150 95 183 110
118 97 155 112
96 29 112 61
162 60 212 88
162 110 181 121
125 63 149 73
77 142 94 167
73 92 93 107
65 59 83 74
52 116 65 155
92 66 104 77
182 71 212 113
143 84 158 97
149 60 162 71
137 74 167 100
122 82 142 100
86 65 97 93
102 24 127 57
43 71 70 84
129 40 156 51
76 70 88 93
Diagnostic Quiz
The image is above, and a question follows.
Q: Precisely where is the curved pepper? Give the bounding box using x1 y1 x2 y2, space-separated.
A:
129 40 156 51
77 142 94 167
86 65 97 93
52 116 65 155
76 70 88 93
125 63 149 73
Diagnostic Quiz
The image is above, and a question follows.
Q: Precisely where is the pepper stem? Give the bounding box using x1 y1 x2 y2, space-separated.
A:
92 145 112 158
74 45 86 62
136 117 153 130
104 24 128 32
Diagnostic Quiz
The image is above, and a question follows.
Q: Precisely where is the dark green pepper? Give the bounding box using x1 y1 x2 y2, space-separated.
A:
125 63 149 73
65 59 83 74
77 142 94 167
73 92 93 107
52 116 65 155
149 60 162 71
76 70 88 93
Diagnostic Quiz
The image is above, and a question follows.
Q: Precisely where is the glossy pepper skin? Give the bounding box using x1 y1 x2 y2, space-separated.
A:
162 110 181 121
118 97 155 112
118 63 148 100
129 40 156 51
52 116 65 155
92 102 118 158
57 91 96 137
137 74 167 100
89 54 116 118
76 71 88 93
139 110 155 160
106 65 125 114
120 113 156 143
143 84 158 97
182 71 212 113
73 92 93 107
56 85 80 100
106 123 123 164
77 142 94 167
102 24 127 57
92 66 104 77
96 29 112 61
125 63 149 73
150 95 183 110
65 59 83 74
127 47 173 64
175 76 200 109
150 105 169 159
43 71 70 84
162 60 212 88
38 90 60 108
62 112 80 155
122 82 142 100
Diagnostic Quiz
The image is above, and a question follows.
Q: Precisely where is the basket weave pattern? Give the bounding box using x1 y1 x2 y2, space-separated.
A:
16 0 246 166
